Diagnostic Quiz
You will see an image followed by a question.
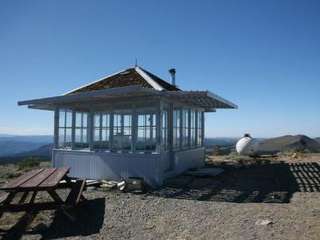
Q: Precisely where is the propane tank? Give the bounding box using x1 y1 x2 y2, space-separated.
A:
236 134 260 156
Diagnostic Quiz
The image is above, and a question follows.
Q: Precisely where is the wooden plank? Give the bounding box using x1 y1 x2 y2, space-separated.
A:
18 192 29 204
0 192 9 204
20 168 57 188
29 191 37 203
76 180 86 204
39 167 70 188
47 190 63 203
0 192 16 218
0 169 44 190
65 179 86 206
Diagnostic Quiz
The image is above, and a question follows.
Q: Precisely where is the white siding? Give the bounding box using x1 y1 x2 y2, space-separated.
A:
53 149 169 186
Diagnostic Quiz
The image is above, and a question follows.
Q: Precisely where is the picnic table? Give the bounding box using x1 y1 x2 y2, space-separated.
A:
0 167 86 221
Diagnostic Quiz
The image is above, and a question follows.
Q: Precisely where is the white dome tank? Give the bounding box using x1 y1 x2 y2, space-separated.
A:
236 134 260 156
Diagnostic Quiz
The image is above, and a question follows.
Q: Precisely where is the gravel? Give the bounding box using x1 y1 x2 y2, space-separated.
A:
0 156 320 240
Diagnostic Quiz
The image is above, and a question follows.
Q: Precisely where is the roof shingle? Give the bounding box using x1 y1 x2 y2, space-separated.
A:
67 67 180 95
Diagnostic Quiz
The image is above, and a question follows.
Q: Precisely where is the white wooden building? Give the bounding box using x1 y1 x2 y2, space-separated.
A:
18 66 237 186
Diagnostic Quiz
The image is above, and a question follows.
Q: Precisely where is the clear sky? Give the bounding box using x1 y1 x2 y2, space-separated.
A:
0 0 319 138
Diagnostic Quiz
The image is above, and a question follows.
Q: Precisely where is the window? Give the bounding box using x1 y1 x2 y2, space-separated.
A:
190 110 196 146
123 114 132 150
173 109 180 149
93 113 111 149
161 110 168 151
58 109 72 148
197 111 203 146
136 113 157 152
75 112 88 148
112 113 132 151
182 109 189 148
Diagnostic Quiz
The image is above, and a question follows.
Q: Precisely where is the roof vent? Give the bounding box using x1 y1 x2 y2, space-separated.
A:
168 68 176 86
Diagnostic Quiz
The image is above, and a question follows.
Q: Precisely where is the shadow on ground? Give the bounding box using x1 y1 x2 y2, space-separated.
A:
0 198 105 240
148 160 320 203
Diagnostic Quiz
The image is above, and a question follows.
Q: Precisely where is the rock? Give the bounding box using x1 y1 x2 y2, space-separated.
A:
117 181 126 191
255 219 273 226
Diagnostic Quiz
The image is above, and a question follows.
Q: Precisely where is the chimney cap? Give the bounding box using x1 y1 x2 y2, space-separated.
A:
169 68 176 75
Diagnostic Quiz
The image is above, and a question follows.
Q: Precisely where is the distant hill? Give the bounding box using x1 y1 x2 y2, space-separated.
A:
0 144 53 165
315 138 320 144
257 135 320 153
0 135 52 157
0 135 52 143
13 144 53 158
204 138 238 155
204 138 238 147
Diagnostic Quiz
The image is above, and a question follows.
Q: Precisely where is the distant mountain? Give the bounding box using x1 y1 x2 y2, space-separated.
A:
315 138 320 144
204 137 238 147
13 144 53 158
257 135 320 153
0 135 53 143
0 143 53 164
0 135 52 157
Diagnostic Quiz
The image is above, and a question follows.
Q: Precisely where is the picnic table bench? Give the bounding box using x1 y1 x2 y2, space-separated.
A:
0 167 86 220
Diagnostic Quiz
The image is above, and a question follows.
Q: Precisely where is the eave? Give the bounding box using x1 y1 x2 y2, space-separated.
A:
18 85 237 112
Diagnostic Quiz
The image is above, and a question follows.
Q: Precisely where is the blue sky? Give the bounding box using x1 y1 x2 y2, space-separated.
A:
0 0 319 138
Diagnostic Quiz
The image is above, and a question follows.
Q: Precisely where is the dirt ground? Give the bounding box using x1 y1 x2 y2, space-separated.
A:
0 154 320 240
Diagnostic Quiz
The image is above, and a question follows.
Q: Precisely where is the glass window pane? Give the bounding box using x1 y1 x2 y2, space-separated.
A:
102 129 109 141
75 129 81 142
66 111 72 128
59 110 65 127
83 113 88 127
76 112 82 127
94 129 100 141
94 114 100 128
65 128 72 143
102 114 109 127
82 130 87 143
137 113 156 152
112 113 132 151
58 128 65 147
123 115 131 126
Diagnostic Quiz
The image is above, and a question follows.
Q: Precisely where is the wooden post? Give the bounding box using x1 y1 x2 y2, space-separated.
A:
54 108 59 148
179 108 183 150
156 99 162 153
88 111 94 150
168 103 173 152
132 105 137 153
110 111 114 150
71 111 76 149
195 110 198 147
201 111 205 146
188 109 191 148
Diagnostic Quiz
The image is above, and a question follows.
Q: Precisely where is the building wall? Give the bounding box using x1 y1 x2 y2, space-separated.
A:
53 149 169 186
52 147 205 187
174 147 205 174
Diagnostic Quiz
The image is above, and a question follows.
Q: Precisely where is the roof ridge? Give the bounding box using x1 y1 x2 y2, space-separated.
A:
64 66 180 95
134 66 164 91
64 67 134 95
136 66 181 91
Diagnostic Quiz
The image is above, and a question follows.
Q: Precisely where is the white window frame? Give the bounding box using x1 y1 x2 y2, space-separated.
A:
136 112 157 152
58 109 72 148
74 112 89 148
93 112 111 149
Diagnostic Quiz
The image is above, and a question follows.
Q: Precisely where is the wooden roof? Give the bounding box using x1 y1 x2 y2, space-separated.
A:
66 66 180 95
18 65 238 111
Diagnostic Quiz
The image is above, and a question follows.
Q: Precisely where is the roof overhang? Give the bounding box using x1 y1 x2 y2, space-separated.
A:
18 85 237 112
